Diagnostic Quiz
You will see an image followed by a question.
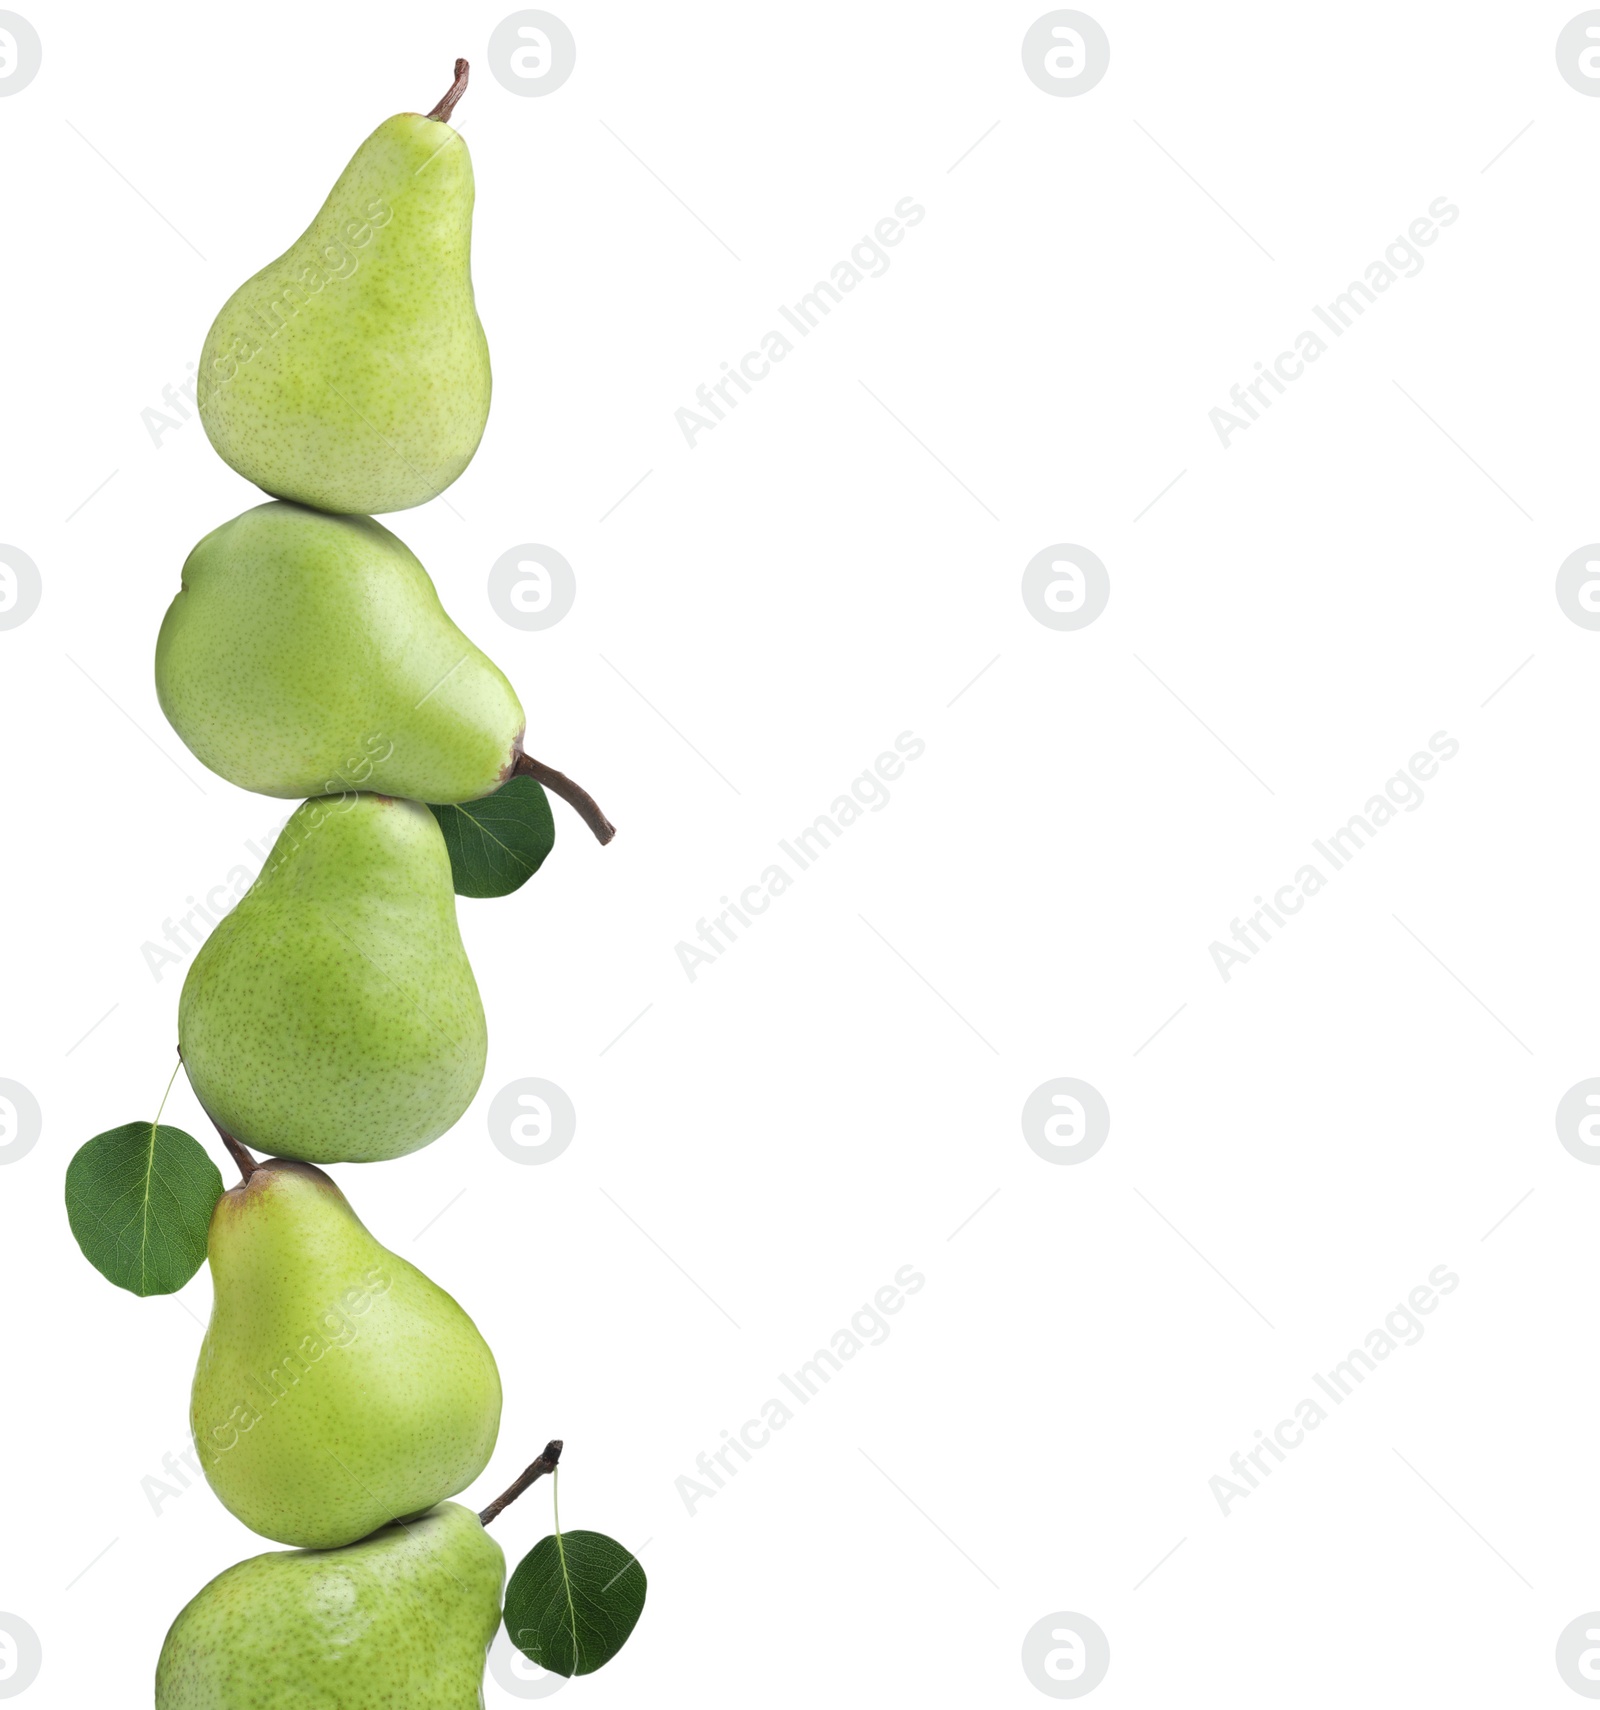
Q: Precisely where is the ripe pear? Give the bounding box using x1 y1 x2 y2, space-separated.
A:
157 502 524 805
179 794 486 1164
155 1502 503 1707
191 1160 502 1549
197 62 489 515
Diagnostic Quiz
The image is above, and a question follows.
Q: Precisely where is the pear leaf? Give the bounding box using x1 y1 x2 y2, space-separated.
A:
503 1530 647 1677
64 1123 223 1296
429 776 555 898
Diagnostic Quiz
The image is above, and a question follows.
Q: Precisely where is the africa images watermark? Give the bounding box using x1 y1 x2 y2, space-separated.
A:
141 811 290 982
1208 731 1459 982
199 1265 393 1456
140 735 394 982
675 1264 925 1515
142 1437 206 1517
141 196 394 448
1209 196 1459 449
1209 1264 1458 1516
142 1265 392 1515
675 732 925 981
674 196 926 448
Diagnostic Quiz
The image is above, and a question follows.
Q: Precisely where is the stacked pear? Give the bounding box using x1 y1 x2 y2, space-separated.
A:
149 63 544 1709
156 1504 503 1708
179 794 486 1164
197 67 490 515
191 1158 501 1547
156 502 525 803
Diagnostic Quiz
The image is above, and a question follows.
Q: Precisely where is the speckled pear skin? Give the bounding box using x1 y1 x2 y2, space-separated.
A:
190 1162 502 1550
197 110 490 515
156 502 525 803
155 1502 504 1707
178 795 487 1164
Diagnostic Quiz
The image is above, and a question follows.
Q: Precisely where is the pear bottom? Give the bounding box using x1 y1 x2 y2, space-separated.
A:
155 1503 503 1708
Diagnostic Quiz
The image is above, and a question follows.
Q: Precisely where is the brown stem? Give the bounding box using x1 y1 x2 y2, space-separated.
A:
515 753 616 845
479 1441 563 1527
427 59 470 123
213 1119 258 1183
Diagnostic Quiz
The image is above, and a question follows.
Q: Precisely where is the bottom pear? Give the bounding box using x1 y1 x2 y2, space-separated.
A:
154 1503 503 1707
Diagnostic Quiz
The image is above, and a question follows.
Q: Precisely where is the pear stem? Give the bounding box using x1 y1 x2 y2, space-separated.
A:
515 753 616 846
213 1121 258 1183
427 59 470 124
479 1440 563 1527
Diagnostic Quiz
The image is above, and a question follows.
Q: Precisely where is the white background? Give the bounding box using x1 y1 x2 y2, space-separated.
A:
2 1 1599 1703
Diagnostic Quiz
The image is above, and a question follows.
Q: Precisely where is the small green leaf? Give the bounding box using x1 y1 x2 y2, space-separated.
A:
64 1123 223 1296
504 1530 647 1677
429 776 555 898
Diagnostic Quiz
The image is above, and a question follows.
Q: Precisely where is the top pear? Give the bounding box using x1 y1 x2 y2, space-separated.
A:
197 62 490 516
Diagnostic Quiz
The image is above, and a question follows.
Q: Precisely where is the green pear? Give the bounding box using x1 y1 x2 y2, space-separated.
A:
156 502 525 805
197 62 489 515
179 794 486 1164
191 1160 501 1549
155 1503 503 1707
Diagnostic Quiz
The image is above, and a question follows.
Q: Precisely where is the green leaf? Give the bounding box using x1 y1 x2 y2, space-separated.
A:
64 1123 223 1296
504 1530 647 1677
428 776 555 899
